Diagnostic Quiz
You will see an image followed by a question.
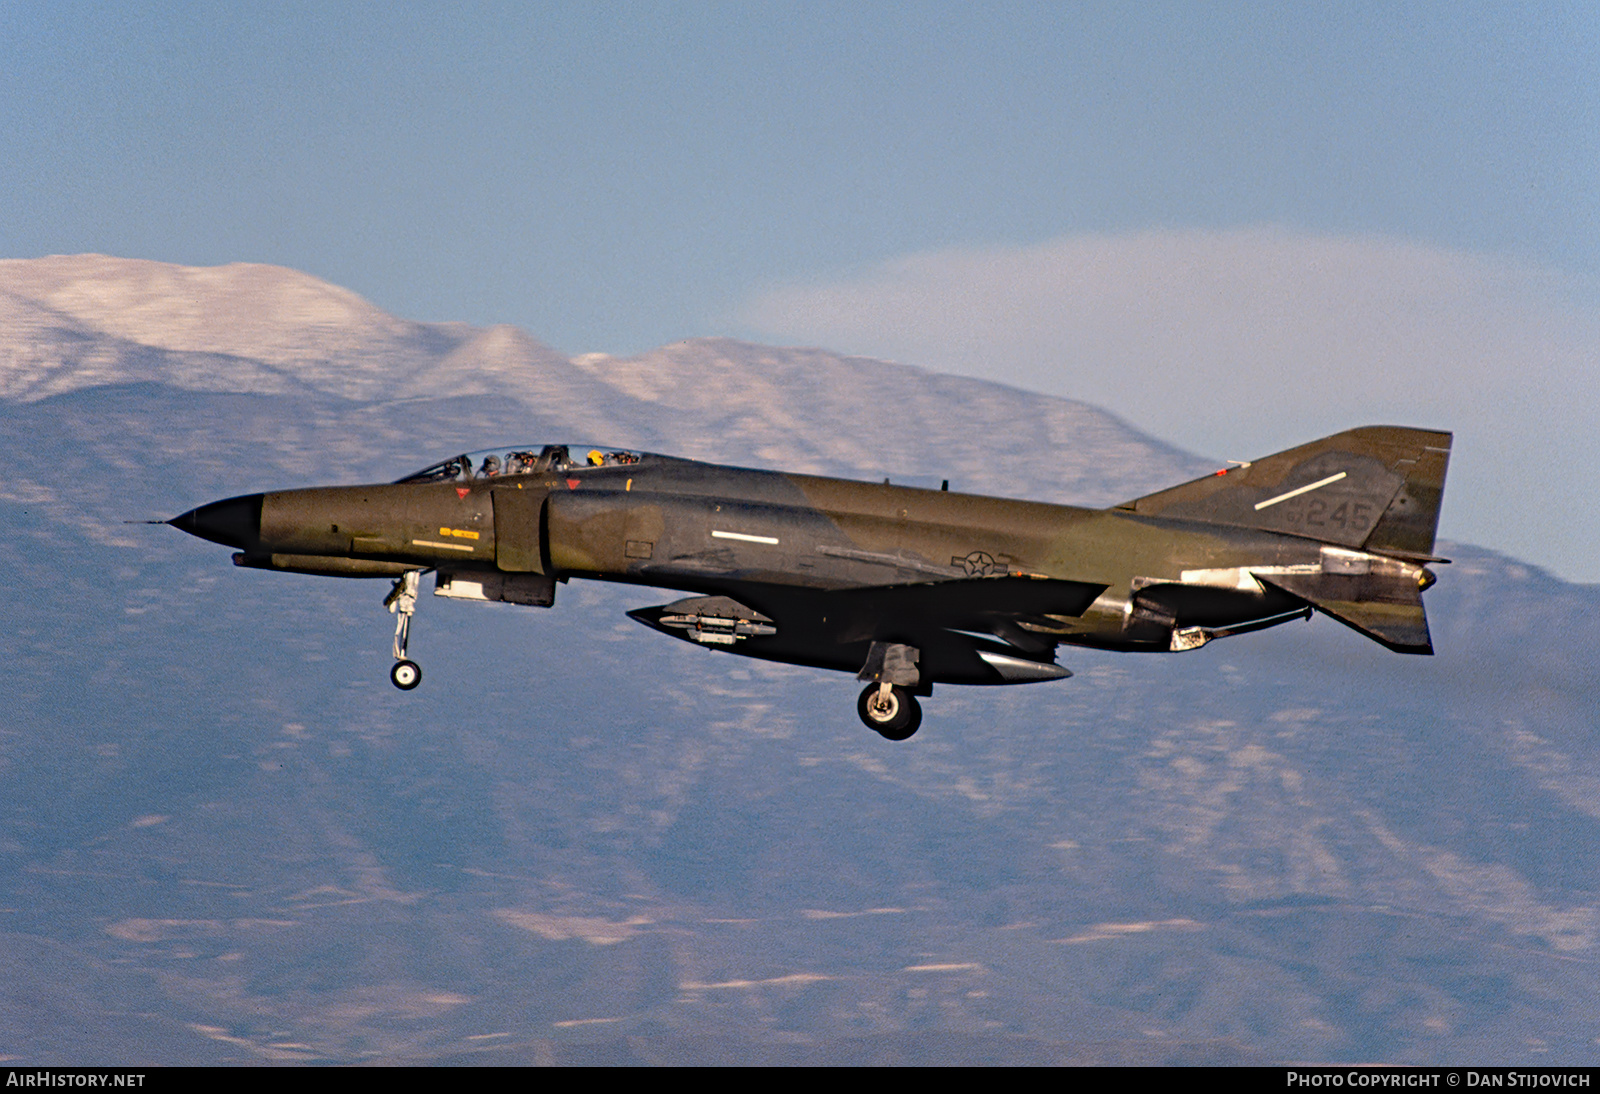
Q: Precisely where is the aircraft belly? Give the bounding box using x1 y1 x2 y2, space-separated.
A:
636 607 1046 686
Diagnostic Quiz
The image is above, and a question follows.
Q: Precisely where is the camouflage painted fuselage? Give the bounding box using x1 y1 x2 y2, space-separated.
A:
172 427 1448 689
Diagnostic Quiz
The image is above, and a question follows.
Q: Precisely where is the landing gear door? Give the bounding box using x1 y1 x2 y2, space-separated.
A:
492 487 550 574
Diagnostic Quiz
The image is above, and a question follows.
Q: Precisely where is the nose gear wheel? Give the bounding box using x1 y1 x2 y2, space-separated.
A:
390 659 421 689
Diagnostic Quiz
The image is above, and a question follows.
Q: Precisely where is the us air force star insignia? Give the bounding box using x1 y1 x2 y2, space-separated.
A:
954 551 1001 577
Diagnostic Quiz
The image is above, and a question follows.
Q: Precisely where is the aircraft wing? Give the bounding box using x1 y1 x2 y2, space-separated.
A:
630 576 1107 685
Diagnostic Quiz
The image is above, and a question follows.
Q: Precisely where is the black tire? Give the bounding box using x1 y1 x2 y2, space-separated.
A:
390 659 422 690
857 684 922 740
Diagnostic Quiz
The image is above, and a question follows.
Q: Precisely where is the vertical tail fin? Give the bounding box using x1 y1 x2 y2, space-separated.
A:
1118 426 1452 558
1360 432 1451 559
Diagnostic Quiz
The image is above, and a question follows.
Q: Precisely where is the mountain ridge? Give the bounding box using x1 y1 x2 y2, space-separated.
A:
0 254 1209 506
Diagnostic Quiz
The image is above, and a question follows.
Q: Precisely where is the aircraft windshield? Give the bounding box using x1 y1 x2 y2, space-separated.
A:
395 444 644 484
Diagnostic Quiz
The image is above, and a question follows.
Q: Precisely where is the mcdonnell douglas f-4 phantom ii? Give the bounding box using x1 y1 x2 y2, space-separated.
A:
168 426 1450 740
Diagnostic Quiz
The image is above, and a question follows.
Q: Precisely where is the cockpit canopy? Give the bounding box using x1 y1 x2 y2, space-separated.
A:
395 444 644 484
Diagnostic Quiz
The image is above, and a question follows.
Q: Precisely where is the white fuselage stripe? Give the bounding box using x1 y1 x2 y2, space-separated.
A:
411 539 476 551
1253 471 1348 511
711 530 780 545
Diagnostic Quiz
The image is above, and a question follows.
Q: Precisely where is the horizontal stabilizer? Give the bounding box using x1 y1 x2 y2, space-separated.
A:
1253 572 1432 654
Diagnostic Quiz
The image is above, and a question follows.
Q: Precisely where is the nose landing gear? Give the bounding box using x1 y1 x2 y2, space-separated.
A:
385 570 423 690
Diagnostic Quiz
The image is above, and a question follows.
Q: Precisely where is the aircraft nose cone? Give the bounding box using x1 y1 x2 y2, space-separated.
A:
168 493 263 550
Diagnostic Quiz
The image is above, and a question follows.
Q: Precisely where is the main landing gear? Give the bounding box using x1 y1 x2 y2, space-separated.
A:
858 682 922 741
385 570 423 690
856 640 924 740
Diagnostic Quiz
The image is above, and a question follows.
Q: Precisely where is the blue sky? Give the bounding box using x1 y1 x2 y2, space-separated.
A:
3 2 1597 575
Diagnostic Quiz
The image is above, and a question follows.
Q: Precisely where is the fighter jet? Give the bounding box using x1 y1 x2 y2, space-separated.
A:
168 426 1450 740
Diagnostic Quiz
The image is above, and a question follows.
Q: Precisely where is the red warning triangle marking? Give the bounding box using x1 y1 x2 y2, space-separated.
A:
566 479 580 490
456 487 470 498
